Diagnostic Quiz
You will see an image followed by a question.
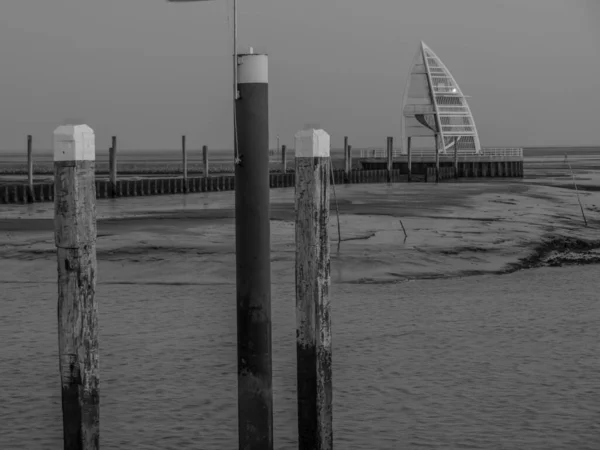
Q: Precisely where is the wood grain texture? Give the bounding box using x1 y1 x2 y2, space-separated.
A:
295 156 332 450
54 159 99 450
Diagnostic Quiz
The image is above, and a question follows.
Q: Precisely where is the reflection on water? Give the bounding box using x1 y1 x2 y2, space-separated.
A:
1 265 599 449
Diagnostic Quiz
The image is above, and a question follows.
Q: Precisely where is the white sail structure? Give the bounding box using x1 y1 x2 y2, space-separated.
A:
401 42 481 154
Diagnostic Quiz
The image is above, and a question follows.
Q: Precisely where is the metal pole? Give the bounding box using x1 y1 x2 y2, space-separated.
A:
235 52 273 450
233 0 238 165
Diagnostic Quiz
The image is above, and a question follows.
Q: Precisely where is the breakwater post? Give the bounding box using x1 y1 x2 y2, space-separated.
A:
344 136 350 181
294 128 333 450
435 136 440 184
281 144 287 173
386 136 393 182
182 135 188 193
202 145 209 180
27 134 33 202
453 137 459 179
53 124 99 450
109 136 117 198
235 51 273 450
407 136 412 182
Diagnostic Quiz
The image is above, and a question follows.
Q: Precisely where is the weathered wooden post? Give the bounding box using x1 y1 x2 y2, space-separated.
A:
27 134 34 202
407 136 412 182
343 136 350 181
235 51 273 450
281 144 287 174
182 135 188 193
453 137 459 179
109 136 117 198
346 145 352 182
53 124 99 450
294 128 333 450
386 136 393 182
202 145 209 180
435 135 440 184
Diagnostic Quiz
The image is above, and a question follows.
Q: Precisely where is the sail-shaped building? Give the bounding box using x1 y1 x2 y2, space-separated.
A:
402 42 481 155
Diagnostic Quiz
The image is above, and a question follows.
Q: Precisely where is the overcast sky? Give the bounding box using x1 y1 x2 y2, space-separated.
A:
0 0 598 152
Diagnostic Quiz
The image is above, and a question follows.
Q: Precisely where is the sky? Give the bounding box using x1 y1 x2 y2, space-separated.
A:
0 0 598 152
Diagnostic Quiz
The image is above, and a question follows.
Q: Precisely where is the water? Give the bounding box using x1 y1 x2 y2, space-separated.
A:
1 266 599 449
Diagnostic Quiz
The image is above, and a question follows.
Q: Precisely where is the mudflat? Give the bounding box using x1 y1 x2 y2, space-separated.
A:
1 163 600 449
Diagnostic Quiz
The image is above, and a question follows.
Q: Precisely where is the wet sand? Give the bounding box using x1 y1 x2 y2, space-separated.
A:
1 177 600 287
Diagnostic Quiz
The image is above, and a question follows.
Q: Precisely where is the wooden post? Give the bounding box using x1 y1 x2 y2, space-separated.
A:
235 51 273 450
343 136 350 181
407 137 412 182
281 145 287 174
453 137 459 179
294 128 333 450
435 135 440 184
386 136 393 182
202 145 209 180
27 134 33 203
346 145 352 181
109 136 117 198
53 124 99 450
182 135 188 193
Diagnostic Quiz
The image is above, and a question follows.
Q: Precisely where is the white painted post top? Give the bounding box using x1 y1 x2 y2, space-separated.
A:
238 53 268 84
53 124 95 162
294 129 330 158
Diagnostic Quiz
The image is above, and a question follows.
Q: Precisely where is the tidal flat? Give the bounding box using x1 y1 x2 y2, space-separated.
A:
1 164 600 449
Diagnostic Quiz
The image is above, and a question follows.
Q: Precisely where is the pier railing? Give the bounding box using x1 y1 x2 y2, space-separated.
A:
270 147 523 162
359 147 523 160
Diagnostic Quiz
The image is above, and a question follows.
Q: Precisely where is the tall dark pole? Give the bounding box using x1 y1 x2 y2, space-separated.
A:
235 51 273 450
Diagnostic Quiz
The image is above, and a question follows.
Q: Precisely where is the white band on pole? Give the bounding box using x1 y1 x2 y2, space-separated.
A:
53 124 95 162
294 129 331 158
238 53 268 84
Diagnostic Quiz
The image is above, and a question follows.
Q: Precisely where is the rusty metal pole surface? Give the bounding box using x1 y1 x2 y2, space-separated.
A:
407 136 412 182
27 134 33 202
234 52 273 450
386 136 393 182
53 124 99 450
109 136 117 198
294 128 333 450
182 135 188 193
281 144 287 174
202 145 209 180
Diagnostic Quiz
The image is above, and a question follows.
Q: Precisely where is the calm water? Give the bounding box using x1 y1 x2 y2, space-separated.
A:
1 265 599 449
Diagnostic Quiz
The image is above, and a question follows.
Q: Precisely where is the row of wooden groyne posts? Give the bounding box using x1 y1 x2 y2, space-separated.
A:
0 136 524 205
